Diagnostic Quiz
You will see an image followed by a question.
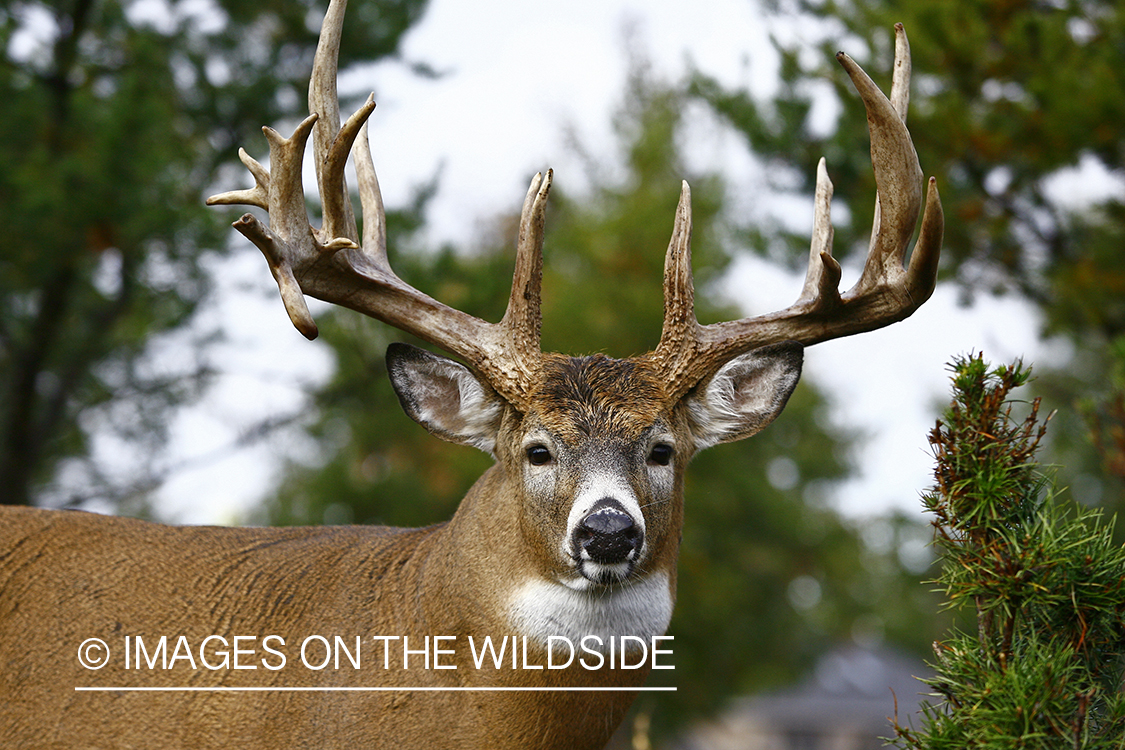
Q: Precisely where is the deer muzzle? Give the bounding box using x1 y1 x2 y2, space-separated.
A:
571 498 644 583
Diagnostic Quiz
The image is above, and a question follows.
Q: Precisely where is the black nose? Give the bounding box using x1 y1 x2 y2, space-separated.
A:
574 499 643 564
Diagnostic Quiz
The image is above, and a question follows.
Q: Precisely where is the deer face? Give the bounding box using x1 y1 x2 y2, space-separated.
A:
513 355 680 590
387 341 804 594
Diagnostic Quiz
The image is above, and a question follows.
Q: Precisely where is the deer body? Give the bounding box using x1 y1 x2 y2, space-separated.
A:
2 349 802 748
0 0 943 745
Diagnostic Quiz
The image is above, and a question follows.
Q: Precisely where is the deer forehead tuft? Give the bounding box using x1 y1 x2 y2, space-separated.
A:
527 354 668 440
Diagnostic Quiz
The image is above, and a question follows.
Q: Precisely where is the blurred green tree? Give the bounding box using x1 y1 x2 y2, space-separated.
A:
266 58 942 733
0 0 429 508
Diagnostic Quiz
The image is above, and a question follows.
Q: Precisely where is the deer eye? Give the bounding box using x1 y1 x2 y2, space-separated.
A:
526 445 554 466
648 443 674 466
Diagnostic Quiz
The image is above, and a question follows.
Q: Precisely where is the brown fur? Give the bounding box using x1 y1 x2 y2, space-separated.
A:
530 354 668 440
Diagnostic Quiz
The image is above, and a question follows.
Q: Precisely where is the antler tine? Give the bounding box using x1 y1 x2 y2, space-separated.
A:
354 119 388 264
837 39 943 305
882 23 942 305
207 148 271 210
797 158 843 307
309 0 367 246
649 182 697 383
497 171 551 384
845 25 920 297
205 113 322 338
909 175 944 299
865 24 910 267
647 24 943 402
889 23 911 119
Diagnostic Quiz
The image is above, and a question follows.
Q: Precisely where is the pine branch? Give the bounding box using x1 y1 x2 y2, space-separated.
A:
893 354 1125 748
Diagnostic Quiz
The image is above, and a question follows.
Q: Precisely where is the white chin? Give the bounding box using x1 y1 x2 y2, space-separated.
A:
576 560 634 587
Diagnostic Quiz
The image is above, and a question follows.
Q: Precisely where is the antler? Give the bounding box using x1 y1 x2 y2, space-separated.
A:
206 0 548 410
647 24 943 401
210 5 940 413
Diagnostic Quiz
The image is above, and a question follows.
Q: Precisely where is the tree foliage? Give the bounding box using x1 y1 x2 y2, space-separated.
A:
895 354 1125 747
0 0 428 508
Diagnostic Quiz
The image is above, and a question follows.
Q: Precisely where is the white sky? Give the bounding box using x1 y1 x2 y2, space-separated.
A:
149 0 1101 524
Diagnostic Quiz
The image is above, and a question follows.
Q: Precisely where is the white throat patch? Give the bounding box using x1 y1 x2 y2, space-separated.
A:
506 572 673 649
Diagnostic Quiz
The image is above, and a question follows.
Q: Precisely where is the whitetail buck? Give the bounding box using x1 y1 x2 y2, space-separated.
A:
0 1 941 746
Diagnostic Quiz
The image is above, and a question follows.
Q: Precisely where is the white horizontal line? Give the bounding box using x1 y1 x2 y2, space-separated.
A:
75 686 675 692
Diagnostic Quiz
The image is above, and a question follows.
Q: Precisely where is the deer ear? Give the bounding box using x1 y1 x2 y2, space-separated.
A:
386 343 506 454
684 341 804 450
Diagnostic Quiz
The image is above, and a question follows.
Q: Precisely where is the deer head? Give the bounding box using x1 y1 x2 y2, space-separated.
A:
206 5 939 607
